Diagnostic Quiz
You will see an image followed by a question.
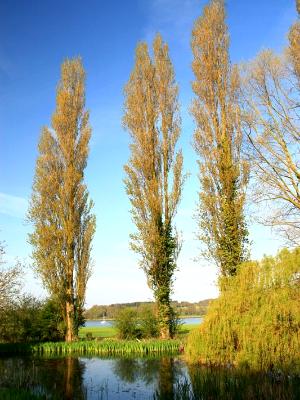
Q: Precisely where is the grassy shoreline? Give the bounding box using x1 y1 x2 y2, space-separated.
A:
0 323 199 357
79 322 199 339
0 339 181 356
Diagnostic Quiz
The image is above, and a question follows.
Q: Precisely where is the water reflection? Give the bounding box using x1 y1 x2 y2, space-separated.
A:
112 356 186 398
113 357 159 384
155 357 176 400
0 356 86 399
0 355 299 399
187 365 300 400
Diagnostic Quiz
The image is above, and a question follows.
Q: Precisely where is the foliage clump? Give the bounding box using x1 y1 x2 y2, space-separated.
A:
114 308 140 340
0 297 64 343
186 248 300 372
115 306 161 340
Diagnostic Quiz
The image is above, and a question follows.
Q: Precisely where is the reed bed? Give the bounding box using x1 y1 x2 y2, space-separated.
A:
0 339 181 356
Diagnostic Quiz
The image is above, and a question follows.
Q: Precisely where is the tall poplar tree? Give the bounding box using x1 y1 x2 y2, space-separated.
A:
123 34 185 338
191 0 249 277
28 58 96 342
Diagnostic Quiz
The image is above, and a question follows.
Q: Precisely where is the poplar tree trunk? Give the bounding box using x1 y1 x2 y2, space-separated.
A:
65 280 75 342
65 301 75 342
157 300 172 339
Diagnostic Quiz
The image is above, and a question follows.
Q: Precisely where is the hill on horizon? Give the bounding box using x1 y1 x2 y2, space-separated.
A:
84 299 213 319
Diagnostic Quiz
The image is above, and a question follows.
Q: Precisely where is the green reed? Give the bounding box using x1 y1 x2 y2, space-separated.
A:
0 338 181 356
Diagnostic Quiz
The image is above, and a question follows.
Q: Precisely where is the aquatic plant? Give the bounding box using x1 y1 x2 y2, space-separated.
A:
0 339 181 356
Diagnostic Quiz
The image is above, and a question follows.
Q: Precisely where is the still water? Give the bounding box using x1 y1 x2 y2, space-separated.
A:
1 355 299 399
84 317 202 328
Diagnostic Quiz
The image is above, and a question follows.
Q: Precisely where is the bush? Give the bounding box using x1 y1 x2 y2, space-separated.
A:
115 308 140 339
0 296 64 343
186 248 300 373
37 298 65 341
139 306 159 338
115 307 160 339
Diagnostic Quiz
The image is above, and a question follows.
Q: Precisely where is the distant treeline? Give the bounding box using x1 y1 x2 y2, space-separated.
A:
84 299 212 320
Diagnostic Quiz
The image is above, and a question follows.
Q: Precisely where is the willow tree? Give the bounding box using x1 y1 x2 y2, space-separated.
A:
123 34 184 338
28 58 96 342
191 0 249 277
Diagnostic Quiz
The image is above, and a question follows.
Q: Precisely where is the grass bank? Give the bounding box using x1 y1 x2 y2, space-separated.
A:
79 325 116 338
79 322 199 339
0 322 199 357
0 339 181 356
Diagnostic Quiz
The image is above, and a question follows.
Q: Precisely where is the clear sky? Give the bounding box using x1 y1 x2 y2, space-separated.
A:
0 0 297 307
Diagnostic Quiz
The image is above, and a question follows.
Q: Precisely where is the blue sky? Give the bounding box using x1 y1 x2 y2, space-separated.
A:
0 0 297 307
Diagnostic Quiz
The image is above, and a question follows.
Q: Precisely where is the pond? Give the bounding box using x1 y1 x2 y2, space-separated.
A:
84 317 202 328
0 355 299 399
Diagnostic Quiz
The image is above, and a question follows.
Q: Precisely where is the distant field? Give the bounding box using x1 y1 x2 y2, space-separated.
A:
79 326 116 338
79 322 200 339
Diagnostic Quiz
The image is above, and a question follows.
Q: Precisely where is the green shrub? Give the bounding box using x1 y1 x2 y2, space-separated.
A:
115 308 140 339
0 297 64 343
139 306 159 338
115 306 160 339
186 248 300 372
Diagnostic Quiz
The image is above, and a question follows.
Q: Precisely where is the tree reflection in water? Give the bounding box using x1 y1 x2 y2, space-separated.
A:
0 356 86 399
1 356 299 399
113 356 186 399
155 357 176 400
113 357 159 384
187 364 300 400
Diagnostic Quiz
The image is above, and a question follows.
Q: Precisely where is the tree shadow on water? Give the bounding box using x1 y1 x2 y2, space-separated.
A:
0 356 86 399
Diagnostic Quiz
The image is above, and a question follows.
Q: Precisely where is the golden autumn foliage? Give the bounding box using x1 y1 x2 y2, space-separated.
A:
28 58 95 342
123 34 185 338
191 0 249 277
289 22 300 83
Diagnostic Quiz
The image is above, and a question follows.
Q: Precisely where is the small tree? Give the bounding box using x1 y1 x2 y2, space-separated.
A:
115 308 139 340
0 241 22 312
191 0 249 277
28 58 96 342
123 34 185 338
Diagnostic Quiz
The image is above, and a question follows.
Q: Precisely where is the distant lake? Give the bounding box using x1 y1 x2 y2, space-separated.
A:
84 316 202 328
